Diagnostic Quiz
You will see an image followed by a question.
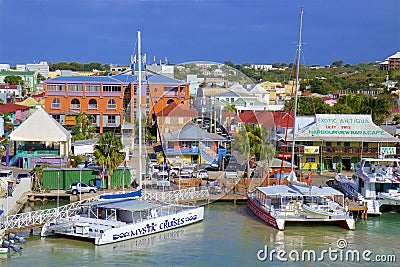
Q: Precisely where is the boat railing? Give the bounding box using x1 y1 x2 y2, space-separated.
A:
340 181 363 201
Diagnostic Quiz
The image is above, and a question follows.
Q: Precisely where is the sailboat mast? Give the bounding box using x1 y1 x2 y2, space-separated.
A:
137 30 143 189
291 7 303 171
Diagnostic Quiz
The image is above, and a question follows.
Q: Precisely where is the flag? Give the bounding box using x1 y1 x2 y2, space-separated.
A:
142 54 146 63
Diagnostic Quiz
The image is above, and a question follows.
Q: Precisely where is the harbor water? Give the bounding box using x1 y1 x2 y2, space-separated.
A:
1 202 399 266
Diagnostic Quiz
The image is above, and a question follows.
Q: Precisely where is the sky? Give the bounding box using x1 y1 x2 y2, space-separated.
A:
0 0 399 67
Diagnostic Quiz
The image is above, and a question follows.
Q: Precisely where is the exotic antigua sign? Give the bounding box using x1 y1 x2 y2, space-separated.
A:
301 114 398 141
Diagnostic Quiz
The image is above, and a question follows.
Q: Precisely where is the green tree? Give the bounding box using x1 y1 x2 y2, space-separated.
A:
37 73 46 82
393 114 400 125
331 60 343 68
71 112 96 141
94 132 124 189
4 75 23 85
231 126 251 182
285 96 332 116
259 141 276 183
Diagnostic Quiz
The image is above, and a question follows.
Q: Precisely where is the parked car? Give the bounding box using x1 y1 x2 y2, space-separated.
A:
0 169 13 179
150 164 169 179
198 163 219 171
169 167 181 178
16 172 31 184
67 182 97 195
180 167 195 178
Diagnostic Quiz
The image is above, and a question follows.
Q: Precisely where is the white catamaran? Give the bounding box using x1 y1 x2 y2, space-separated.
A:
247 8 355 231
41 30 205 245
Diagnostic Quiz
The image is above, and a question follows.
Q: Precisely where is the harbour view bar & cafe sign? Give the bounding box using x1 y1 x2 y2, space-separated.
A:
289 114 399 171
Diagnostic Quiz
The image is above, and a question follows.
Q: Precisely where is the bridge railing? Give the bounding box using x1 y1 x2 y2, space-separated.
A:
0 196 99 231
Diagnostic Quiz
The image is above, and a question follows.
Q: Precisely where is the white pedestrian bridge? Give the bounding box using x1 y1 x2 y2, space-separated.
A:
0 188 209 233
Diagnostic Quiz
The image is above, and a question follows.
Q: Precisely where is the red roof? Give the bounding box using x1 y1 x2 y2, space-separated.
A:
238 110 274 129
32 92 45 99
273 111 294 128
0 104 30 113
0 84 18 90
155 102 198 117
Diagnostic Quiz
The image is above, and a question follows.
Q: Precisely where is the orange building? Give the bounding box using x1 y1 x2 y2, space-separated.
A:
44 73 191 134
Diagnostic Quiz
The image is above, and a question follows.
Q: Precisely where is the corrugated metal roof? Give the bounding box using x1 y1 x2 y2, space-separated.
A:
46 75 125 83
0 103 30 113
163 123 225 141
155 102 198 117
146 74 186 84
0 70 35 75
87 199 160 212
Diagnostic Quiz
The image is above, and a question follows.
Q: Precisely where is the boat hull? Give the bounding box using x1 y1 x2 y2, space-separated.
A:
246 193 283 230
247 192 355 231
42 206 204 245
96 207 204 245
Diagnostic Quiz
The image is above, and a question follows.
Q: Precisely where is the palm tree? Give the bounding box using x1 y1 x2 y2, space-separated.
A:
72 112 96 141
259 141 276 186
94 132 124 189
231 125 251 189
223 103 237 132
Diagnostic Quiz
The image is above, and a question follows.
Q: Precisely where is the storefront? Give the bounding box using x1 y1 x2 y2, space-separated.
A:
289 114 399 172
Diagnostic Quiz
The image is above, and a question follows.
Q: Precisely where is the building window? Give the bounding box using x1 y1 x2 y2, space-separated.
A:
88 99 97 109
107 99 117 109
68 84 83 92
108 115 116 124
344 142 350 147
86 84 100 92
70 98 80 110
167 141 174 149
52 114 61 122
47 84 65 91
103 85 121 92
181 141 188 148
51 98 61 109
326 142 332 146
154 88 158 92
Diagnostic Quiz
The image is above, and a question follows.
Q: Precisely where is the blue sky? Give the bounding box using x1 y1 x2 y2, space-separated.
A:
0 0 399 66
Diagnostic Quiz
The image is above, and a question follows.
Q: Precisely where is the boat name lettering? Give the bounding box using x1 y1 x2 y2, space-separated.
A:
113 225 157 240
159 215 197 230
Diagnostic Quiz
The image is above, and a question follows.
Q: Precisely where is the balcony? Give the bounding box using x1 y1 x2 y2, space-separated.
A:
166 147 199 155
88 104 98 110
70 104 81 110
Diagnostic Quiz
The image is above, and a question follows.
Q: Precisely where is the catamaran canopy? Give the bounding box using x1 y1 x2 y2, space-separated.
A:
87 199 161 212
257 185 343 197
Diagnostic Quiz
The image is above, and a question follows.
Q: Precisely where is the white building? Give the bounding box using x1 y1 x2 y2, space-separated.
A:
17 62 50 78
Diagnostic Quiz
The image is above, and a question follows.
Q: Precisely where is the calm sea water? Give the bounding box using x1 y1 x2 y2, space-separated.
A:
1 202 399 267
